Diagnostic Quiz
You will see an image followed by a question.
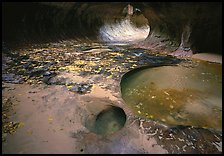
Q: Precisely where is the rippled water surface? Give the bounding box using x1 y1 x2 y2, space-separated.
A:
121 60 222 130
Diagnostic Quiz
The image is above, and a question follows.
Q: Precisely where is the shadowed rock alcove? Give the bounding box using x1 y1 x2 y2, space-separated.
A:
3 2 222 56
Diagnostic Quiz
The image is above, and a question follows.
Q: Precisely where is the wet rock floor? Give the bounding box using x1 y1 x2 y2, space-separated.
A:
2 40 222 154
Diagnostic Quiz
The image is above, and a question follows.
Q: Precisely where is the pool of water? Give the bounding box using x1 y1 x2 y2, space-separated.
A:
85 105 127 135
121 60 222 130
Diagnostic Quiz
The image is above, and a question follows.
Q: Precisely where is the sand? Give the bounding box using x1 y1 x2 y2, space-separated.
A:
192 53 222 64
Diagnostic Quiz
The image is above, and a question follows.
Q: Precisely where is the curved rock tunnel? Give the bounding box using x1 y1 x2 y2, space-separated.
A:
2 2 222 55
2 2 222 154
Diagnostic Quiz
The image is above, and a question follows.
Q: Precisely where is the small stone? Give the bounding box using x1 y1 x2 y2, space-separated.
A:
43 71 52 76
69 83 92 94
28 67 48 77
2 74 24 84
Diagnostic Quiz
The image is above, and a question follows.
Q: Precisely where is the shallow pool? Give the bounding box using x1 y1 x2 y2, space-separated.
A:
121 60 222 130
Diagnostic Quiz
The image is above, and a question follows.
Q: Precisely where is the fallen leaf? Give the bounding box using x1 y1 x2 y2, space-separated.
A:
106 75 113 79
67 86 72 89
18 122 25 128
48 116 53 123
27 130 33 135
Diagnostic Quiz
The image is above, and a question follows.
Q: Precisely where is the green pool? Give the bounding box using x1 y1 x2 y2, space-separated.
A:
121 60 222 130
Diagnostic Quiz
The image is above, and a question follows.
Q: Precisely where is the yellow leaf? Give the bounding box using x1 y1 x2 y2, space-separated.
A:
18 122 25 128
48 116 53 123
106 75 113 79
67 86 72 89
74 60 85 65
92 84 96 89
27 130 33 135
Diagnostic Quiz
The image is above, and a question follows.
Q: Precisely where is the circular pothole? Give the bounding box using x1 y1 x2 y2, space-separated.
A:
85 105 127 135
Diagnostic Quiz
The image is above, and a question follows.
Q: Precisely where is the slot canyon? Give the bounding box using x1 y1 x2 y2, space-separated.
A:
2 2 222 154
